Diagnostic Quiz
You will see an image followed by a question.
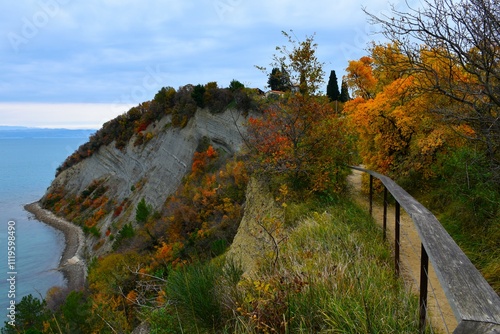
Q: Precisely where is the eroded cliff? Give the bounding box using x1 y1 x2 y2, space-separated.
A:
42 108 249 256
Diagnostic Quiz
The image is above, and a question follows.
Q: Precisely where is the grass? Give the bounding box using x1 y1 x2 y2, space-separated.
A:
153 196 428 333
415 148 500 293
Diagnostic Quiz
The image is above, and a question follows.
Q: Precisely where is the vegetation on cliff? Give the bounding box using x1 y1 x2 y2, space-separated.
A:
55 81 258 176
5 1 500 329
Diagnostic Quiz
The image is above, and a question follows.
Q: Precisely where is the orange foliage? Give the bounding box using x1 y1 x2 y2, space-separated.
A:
206 145 217 158
345 56 377 99
125 290 138 305
344 43 471 179
146 149 248 268
248 94 353 195
191 145 218 176
154 241 184 266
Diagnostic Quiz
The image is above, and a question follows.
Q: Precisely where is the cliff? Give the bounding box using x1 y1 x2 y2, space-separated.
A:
41 107 249 256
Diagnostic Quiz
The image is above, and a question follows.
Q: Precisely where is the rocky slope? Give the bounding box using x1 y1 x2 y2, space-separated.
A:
41 108 249 256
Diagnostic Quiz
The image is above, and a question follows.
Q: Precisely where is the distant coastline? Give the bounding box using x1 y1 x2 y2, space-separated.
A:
0 126 95 139
24 202 86 291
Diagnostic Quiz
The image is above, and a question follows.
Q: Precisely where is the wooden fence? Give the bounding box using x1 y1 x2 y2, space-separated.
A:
350 166 500 334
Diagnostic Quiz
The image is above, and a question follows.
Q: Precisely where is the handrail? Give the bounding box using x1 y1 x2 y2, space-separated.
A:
350 166 500 334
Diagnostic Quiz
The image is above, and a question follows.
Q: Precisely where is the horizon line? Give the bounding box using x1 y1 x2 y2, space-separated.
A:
0 102 135 130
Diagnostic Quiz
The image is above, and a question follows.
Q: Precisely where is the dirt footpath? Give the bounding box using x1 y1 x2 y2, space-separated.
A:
348 169 457 333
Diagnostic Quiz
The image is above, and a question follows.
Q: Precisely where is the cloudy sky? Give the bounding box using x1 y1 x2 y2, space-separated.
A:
0 0 402 128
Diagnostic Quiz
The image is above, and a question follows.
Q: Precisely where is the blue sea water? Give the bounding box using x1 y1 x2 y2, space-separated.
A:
0 128 93 314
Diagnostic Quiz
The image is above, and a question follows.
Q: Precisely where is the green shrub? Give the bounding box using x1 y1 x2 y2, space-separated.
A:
424 147 500 292
135 198 152 223
230 198 426 333
166 261 225 330
112 223 135 250
147 307 184 334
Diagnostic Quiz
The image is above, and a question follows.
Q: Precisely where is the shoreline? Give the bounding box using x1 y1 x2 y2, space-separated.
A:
24 202 86 291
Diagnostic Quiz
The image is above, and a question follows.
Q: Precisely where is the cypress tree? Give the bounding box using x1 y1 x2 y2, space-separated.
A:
339 79 350 103
326 70 340 101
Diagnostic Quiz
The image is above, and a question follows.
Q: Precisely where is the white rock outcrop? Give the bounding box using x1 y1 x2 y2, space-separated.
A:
44 108 249 255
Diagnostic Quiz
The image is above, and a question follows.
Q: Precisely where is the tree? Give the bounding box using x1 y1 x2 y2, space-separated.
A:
2 295 49 333
345 56 377 99
229 79 245 91
339 79 350 102
173 84 197 127
153 86 176 109
258 30 325 95
247 94 353 195
365 0 500 184
59 291 92 333
136 198 152 223
326 70 340 101
192 84 206 108
267 67 291 91
344 44 472 180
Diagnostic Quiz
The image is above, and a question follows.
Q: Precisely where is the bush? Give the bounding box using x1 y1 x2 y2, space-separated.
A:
112 223 135 250
136 198 152 223
424 147 500 292
2 295 49 333
247 94 355 198
166 261 225 329
191 84 206 108
229 79 245 91
232 199 424 333
204 82 234 113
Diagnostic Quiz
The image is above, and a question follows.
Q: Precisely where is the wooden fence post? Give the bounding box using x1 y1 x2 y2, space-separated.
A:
383 187 388 241
369 174 373 216
420 244 429 333
395 201 400 277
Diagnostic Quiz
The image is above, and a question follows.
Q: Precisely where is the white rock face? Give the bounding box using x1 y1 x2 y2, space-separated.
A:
45 108 249 255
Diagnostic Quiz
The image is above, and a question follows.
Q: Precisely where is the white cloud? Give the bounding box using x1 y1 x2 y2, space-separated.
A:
1 0 407 127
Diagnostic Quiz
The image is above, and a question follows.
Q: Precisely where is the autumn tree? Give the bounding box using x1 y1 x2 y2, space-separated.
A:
248 94 353 195
153 86 176 109
252 32 352 195
326 70 340 101
258 30 325 95
173 84 197 127
203 82 233 113
344 43 473 180
345 56 377 99
365 0 500 184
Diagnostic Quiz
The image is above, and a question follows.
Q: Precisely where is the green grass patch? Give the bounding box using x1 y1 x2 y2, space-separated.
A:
160 197 427 333
418 148 500 293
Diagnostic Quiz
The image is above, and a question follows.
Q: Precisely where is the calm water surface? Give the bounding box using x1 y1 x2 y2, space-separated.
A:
0 130 92 313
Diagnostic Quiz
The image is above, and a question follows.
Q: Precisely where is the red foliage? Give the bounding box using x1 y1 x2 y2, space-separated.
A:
135 122 148 133
114 205 123 217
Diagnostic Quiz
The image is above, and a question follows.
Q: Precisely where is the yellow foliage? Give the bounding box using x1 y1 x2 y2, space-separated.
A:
345 43 473 179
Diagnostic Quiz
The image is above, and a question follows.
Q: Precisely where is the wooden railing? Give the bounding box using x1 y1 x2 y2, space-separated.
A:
350 166 500 334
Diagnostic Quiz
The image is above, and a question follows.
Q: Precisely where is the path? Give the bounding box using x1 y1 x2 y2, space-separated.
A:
348 169 457 333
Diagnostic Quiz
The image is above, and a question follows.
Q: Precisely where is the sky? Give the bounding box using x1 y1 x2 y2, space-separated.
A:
0 0 403 129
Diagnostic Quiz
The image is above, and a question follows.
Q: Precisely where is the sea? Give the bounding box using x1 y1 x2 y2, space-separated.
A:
0 127 94 315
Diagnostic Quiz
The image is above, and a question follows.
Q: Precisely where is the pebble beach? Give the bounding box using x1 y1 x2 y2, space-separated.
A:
24 202 86 291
